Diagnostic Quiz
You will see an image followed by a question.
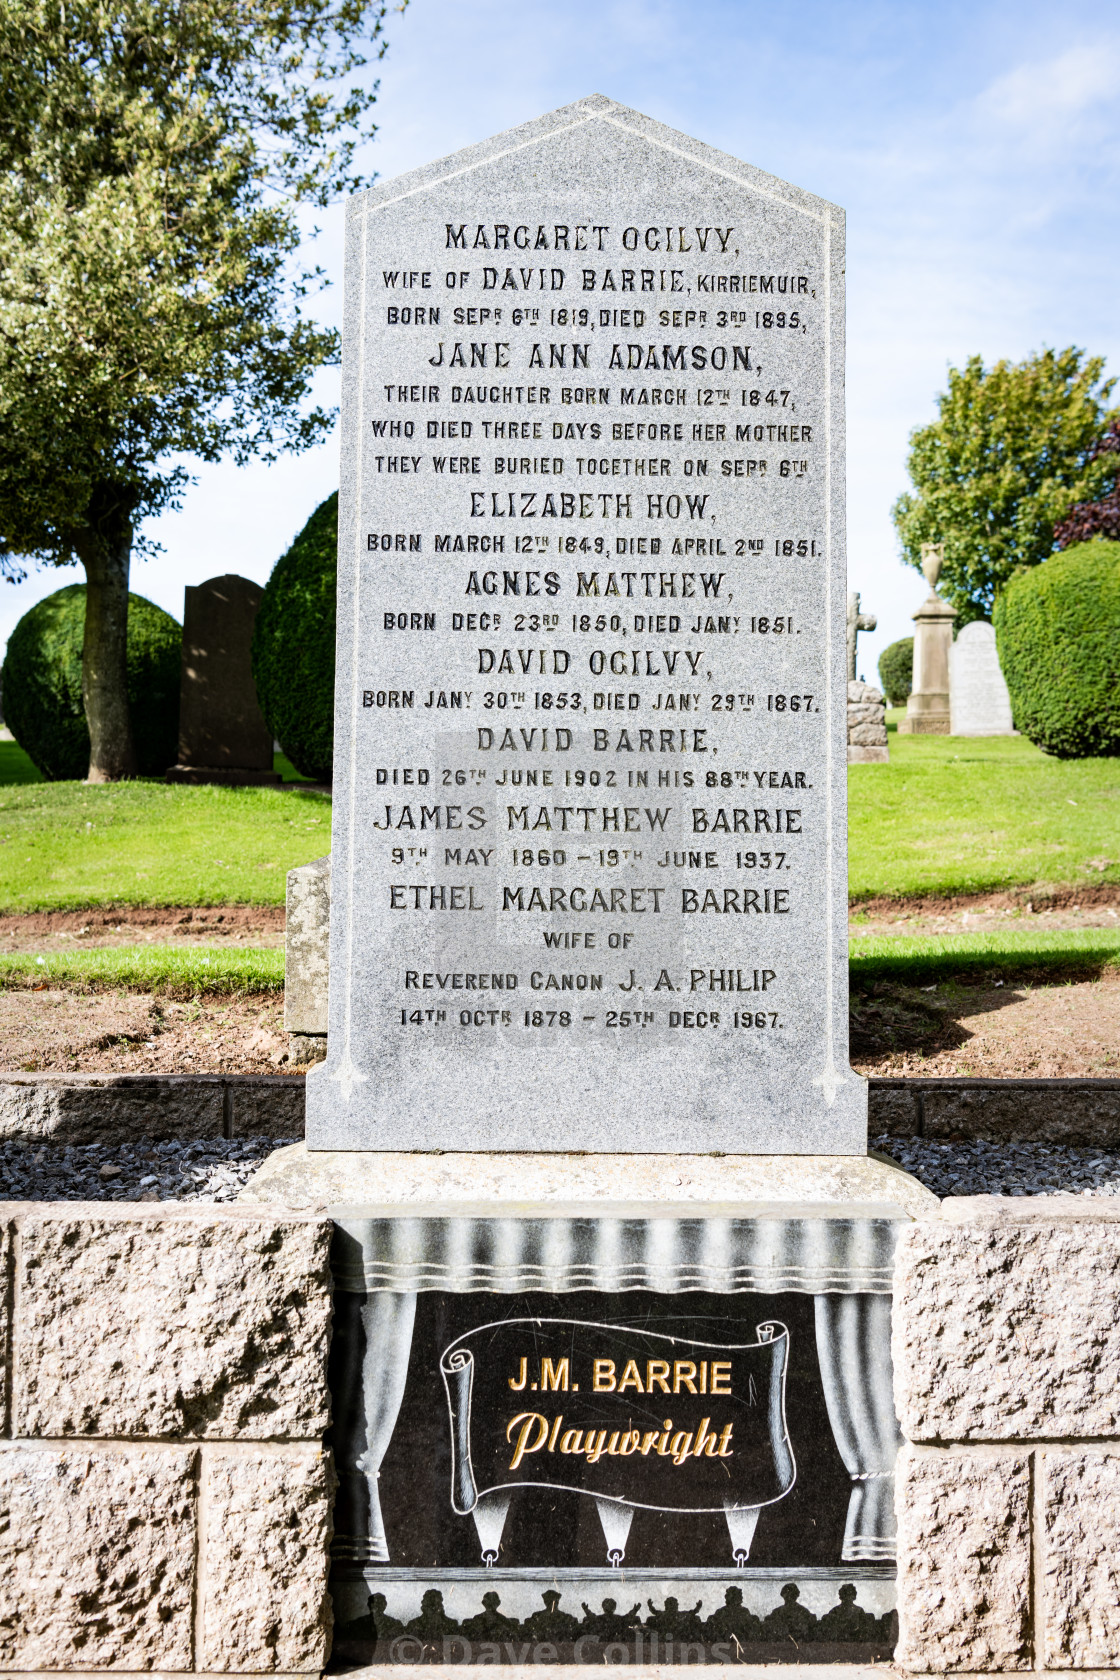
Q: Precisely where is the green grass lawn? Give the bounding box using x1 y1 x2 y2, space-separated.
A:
849 730 1120 900
0 738 310 785
1 729 1118 912
0 944 285 993
0 776 329 910
0 928 1113 996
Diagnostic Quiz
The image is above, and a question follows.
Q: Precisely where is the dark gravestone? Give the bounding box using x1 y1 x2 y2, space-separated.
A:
166 574 279 785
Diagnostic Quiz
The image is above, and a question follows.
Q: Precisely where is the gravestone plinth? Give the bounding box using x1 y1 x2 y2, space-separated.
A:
166 573 280 785
254 99 928 1665
949 620 1015 736
307 94 861 1155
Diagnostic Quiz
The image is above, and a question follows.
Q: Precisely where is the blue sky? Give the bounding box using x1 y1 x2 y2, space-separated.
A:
3 0 1118 682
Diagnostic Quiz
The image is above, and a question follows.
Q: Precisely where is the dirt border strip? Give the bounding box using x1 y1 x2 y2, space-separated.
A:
0 906 286 945
851 884 1120 916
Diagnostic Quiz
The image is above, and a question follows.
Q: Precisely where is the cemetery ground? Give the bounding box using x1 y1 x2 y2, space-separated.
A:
0 726 1118 1081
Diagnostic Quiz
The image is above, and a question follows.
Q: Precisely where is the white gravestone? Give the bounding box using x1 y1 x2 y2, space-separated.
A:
949 620 1015 736
307 96 864 1154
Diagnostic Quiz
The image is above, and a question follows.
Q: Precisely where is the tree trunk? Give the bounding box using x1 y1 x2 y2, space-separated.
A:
80 523 137 781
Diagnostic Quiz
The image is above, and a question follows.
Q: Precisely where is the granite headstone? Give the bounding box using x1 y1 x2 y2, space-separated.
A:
167 573 279 784
949 620 1014 736
308 95 863 1153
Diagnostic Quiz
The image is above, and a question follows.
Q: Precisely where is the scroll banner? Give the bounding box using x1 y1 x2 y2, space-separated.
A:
440 1317 794 1516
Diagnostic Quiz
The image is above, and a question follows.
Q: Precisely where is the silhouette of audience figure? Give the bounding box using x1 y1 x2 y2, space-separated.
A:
763 1582 818 1642
579 1597 642 1640
645 1595 706 1641
523 1589 581 1641
704 1585 765 1645
461 1591 520 1639
819 1583 879 1642
367 1592 404 1642
405 1588 459 1638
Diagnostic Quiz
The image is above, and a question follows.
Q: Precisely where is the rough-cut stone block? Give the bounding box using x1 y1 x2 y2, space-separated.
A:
922 1078 1120 1146
228 1074 306 1138
284 856 330 1036
1043 1449 1120 1668
941 1194 1120 1223
201 1448 332 1672
895 1445 1031 1672
16 1211 332 1438
868 1081 919 1136
848 678 886 707
894 1218 1120 1440
0 1073 225 1142
0 1445 197 1670
0 1219 9 1437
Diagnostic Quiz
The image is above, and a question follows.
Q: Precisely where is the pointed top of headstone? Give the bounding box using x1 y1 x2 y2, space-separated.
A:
355 96 843 229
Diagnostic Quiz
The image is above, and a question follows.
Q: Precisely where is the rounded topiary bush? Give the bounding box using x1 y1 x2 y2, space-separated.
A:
252 493 337 782
0 584 180 780
877 637 913 706
993 540 1120 758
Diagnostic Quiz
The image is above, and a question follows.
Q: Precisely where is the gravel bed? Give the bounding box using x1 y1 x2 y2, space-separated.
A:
0 1137 296 1203
875 1136 1120 1199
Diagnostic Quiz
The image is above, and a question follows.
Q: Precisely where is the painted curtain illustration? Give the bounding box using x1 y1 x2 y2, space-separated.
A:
328 1208 904 1664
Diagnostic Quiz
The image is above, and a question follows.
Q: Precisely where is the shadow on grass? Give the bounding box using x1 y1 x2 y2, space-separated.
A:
850 948 1120 1062
0 740 42 785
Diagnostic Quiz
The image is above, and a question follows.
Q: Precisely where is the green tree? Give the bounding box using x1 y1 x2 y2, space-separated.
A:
0 0 401 779
892 348 1119 625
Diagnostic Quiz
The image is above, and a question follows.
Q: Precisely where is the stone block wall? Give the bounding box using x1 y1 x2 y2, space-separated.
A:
0 1203 334 1677
893 1195 1120 1672
3 1188 1119 1677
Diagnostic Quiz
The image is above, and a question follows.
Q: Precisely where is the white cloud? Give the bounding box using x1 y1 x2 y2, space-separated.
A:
979 41 1120 133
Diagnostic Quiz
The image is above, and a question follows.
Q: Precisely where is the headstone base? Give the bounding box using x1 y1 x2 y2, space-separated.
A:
896 716 949 735
897 692 950 736
165 764 282 785
847 745 890 763
238 1143 936 1219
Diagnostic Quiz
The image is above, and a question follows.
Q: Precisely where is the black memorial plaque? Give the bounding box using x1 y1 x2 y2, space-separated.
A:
329 1254 900 1667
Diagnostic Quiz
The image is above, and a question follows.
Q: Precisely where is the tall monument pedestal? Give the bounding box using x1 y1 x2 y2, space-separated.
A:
898 545 957 735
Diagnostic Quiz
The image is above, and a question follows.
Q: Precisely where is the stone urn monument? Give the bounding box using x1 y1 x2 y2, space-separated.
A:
898 544 957 735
